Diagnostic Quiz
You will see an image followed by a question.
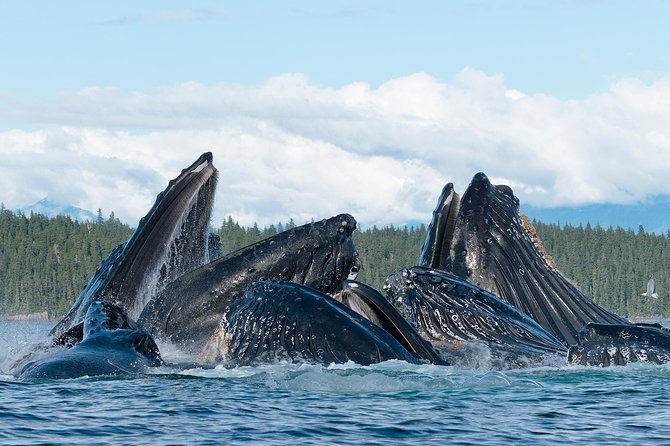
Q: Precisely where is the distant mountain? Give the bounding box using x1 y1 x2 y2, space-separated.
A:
12 197 670 234
18 198 97 223
371 199 670 235
522 197 670 235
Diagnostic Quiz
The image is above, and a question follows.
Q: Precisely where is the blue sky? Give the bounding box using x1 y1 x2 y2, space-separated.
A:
4 1 669 100
2 1 670 227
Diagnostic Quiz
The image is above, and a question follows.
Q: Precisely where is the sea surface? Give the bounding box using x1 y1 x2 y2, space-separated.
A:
2 321 670 445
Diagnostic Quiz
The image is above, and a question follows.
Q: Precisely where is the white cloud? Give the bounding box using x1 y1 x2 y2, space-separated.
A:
2 69 670 227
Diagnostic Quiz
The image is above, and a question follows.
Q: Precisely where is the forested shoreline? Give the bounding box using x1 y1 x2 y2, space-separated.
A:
1 207 668 319
0 207 133 318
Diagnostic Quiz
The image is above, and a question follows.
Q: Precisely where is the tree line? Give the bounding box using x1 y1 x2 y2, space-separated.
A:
0 208 668 319
533 222 669 318
0 206 133 317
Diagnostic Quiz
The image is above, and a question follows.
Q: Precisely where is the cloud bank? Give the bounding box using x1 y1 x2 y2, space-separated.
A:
2 69 670 227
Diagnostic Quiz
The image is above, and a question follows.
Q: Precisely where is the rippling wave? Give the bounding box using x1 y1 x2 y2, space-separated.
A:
2 321 670 445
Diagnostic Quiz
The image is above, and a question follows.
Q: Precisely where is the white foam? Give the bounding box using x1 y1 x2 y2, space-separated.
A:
161 358 549 393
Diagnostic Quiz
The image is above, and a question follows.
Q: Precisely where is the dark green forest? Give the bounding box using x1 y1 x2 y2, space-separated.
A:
0 207 133 317
1 207 668 319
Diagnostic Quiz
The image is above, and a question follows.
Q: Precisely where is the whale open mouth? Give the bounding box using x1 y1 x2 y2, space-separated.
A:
51 152 218 339
136 212 363 357
336 280 447 365
417 172 627 347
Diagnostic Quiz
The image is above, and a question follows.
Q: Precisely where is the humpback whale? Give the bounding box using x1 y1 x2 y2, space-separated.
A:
412 173 670 367
214 281 420 366
51 152 218 340
568 322 670 366
139 214 361 361
16 149 670 373
384 267 567 368
419 173 628 346
20 302 162 379
28 153 365 373
6 153 217 377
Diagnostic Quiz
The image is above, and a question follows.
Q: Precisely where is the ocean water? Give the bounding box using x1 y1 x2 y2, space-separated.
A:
2 322 670 445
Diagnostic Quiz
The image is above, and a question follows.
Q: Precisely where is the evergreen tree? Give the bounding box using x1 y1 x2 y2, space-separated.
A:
4 211 670 320
0 211 133 317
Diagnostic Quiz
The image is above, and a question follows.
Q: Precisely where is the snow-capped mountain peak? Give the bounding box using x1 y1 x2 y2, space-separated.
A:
18 198 97 222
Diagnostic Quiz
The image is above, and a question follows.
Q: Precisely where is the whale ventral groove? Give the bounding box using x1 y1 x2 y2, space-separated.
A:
384 266 567 368
420 172 627 347
218 280 420 366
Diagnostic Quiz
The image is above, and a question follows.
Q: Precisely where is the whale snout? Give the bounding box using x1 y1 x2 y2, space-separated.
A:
335 213 357 235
